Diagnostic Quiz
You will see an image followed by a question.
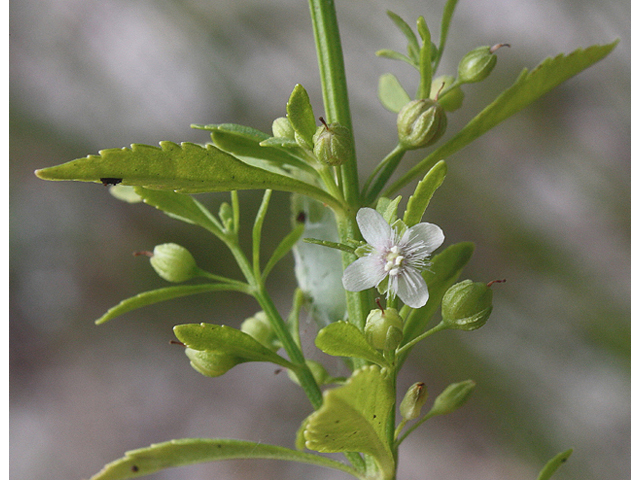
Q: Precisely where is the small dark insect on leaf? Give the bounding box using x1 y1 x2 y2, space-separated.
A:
100 177 123 186
296 211 306 223
131 465 139 472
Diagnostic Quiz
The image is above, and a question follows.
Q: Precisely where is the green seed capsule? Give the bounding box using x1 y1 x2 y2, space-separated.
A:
457 44 508 84
364 307 404 351
441 279 493 331
149 243 199 283
397 99 447 150
312 121 353 166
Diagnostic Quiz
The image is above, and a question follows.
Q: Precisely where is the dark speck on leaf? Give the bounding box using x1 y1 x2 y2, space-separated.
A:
100 177 122 186
296 211 306 223
131 465 139 472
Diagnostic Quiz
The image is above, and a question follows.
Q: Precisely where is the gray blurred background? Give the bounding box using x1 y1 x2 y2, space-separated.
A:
10 0 630 479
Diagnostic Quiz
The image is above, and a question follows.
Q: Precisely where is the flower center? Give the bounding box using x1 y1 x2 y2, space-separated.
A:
384 246 405 276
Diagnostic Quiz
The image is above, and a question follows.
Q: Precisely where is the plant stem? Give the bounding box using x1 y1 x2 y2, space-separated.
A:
255 286 323 409
308 0 370 335
308 0 359 206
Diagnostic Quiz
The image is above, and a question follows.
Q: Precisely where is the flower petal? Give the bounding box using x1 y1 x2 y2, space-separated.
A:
342 256 387 292
356 208 391 249
396 267 429 308
403 222 444 256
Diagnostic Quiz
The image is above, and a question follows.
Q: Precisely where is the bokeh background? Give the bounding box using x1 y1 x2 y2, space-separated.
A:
10 0 630 479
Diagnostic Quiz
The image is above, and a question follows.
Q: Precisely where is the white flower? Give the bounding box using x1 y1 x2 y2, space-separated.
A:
342 208 444 308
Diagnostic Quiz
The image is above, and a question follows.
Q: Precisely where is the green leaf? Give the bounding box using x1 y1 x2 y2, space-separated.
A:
416 16 432 99
378 73 411 113
95 284 243 325
399 242 474 365
194 123 317 175
88 438 364 480
134 187 224 236
403 160 447 226
386 10 420 65
434 0 459 70
35 141 342 211
375 49 414 66
287 84 317 148
536 448 574 480
315 321 389 367
173 323 295 369
384 40 620 197
304 365 395 478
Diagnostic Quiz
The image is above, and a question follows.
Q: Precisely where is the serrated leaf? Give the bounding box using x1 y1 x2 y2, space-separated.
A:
399 242 474 366
88 438 364 480
173 323 294 369
304 365 395 478
287 84 317 148
378 73 411 113
536 448 574 480
95 284 241 325
403 160 447 226
35 141 342 210
384 40 620 196
134 187 224 236
315 321 389 367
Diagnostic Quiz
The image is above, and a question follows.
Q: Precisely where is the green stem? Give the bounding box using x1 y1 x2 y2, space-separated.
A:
254 286 323 410
396 321 448 359
308 0 359 206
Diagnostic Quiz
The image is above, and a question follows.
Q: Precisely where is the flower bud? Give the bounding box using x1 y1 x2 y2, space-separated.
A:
441 279 493 331
430 75 464 112
272 116 295 139
428 380 476 416
240 311 280 352
185 348 241 377
457 44 508 84
400 382 428 420
312 121 353 166
397 99 447 150
364 307 404 351
149 243 200 283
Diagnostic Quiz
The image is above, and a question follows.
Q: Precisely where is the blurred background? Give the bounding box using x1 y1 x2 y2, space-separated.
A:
10 0 630 479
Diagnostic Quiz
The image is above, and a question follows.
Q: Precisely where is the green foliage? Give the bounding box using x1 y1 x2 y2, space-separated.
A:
35 141 342 210
31 0 619 478
315 321 390 367
536 449 574 480
403 160 447 227
385 40 620 196
173 323 295 370
378 73 411 113
88 438 363 480
303 365 395 479
286 84 317 148
95 284 244 325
